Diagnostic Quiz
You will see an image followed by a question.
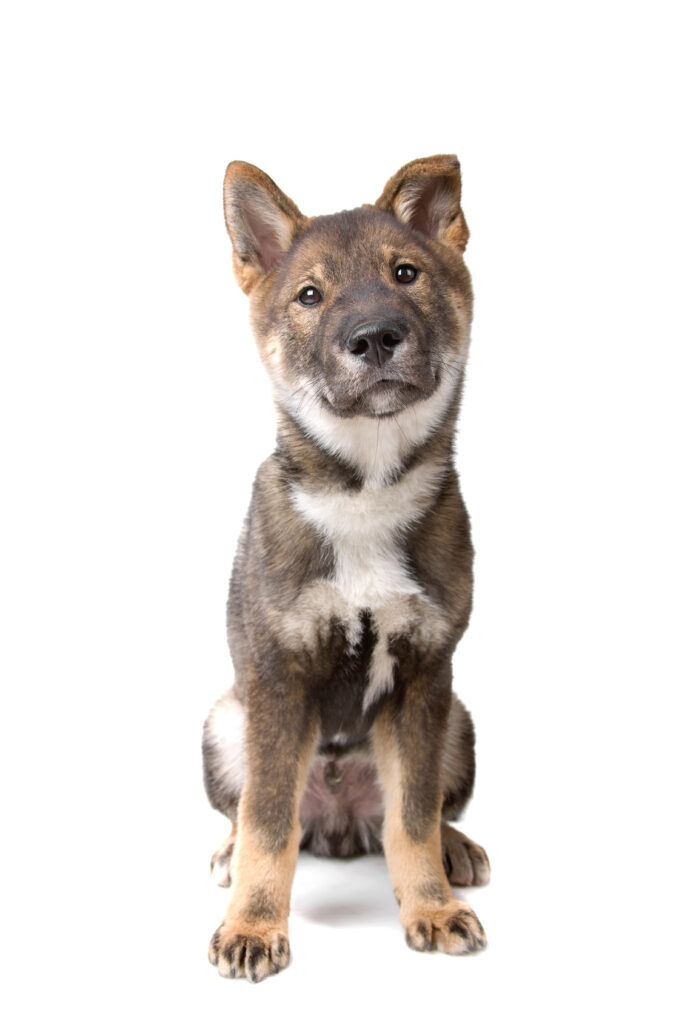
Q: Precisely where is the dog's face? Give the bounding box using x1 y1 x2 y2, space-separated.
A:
223 156 473 424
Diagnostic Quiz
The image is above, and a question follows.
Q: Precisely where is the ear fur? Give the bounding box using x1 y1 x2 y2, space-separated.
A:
375 155 469 252
223 161 306 293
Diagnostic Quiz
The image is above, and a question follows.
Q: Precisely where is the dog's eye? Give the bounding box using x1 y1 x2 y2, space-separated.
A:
298 286 323 306
395 264 418 284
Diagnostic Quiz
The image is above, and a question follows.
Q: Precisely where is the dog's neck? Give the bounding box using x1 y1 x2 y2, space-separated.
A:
273 378 462 491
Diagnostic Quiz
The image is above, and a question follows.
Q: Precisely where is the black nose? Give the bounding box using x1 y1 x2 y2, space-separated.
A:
346 321 404 368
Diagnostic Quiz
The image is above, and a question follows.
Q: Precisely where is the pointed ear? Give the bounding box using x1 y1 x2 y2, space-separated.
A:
375 155 469 252
223 162 306 293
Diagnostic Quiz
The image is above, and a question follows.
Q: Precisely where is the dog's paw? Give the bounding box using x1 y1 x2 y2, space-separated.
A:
403 900 487 956
208 921 291 983
441 824 491 887
210 834 236 887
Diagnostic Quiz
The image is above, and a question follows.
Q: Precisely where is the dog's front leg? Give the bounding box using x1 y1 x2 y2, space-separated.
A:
209 682 318 983
373 677 487 956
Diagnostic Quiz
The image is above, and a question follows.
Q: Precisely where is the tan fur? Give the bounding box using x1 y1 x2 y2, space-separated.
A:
372 710 487 954
209 726 319 982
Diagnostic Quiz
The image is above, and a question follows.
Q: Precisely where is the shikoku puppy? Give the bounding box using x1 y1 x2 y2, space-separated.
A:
204 156 490 983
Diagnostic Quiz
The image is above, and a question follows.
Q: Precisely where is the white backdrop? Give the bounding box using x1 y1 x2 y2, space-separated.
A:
1 2 680 1021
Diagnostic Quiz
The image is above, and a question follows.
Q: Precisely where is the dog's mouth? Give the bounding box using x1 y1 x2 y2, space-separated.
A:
365 378 405 394
320 376 431 419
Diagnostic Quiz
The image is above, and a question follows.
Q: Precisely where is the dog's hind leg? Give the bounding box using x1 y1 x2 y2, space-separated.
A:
209 831 237 888
202 689 245 886
440 694 490 886
441 823 490 886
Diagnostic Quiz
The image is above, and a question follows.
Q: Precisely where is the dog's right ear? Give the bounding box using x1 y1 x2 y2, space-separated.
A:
223 162 306 294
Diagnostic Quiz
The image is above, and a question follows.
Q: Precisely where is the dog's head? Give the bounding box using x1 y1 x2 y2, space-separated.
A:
222 157 473 425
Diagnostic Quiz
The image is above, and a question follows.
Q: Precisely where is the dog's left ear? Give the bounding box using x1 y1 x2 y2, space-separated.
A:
375 155 469 252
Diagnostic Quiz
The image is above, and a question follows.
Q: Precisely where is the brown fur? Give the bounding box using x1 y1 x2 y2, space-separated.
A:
204 156 489 982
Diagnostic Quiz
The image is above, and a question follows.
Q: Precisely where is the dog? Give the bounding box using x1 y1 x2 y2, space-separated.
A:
203 155 489 982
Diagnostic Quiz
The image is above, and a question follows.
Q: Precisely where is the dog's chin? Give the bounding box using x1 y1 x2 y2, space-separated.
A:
322 379 429 419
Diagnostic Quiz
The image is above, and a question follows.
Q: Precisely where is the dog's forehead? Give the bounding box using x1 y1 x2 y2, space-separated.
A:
289 207 428 274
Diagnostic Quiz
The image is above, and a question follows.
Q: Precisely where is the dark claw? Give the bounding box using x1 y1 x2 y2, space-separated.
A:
447 918 469 940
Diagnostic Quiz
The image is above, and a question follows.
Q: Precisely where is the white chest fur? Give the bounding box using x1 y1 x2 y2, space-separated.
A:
291 460 446 710
281 368 460 487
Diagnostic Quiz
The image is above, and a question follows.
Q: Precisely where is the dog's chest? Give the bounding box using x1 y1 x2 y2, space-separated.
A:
289 460 446 711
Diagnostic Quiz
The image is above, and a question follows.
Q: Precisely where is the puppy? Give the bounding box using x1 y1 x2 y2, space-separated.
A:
203 156 489 982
